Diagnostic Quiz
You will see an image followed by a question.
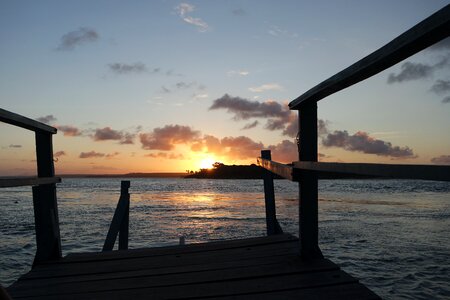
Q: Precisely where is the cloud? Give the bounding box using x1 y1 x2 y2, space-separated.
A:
232 8 246 16
430 155 450 165
227 70 249 76
92 127 136 144
175 3 210 32
57 27 99 51
428 37 450 51
241 120 259 130
442 96 450 103
9 144 22 148
322 130 416 158
54 151 66 158
108 62 148 74
268 26 298 39
106 152 120 159
145 152 185 159
387 53 449 83
56 125 82 136
248 83 283 92
191 135 264 160
36 115 57 124
430 80 450 94
209 94 297 137
79 151 105 159
268 140 298 162
140 125 201 150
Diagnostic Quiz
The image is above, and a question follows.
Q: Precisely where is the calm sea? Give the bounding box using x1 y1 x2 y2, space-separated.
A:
1 178 449 299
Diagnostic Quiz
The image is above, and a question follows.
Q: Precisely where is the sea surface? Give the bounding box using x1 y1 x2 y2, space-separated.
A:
1 178 449 299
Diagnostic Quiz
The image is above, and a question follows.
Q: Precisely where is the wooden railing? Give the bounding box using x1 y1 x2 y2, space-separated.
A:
258 4 450 260
0 108 62 265
103 181 131 251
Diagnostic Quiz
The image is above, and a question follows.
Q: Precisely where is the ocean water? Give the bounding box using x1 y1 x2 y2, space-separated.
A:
1 178 449 299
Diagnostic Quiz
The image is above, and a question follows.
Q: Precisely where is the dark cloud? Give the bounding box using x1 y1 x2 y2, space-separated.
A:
322 130 415 158
108 62 147 74
442 96 450 103
92 127 136 144
93 127 123 141
210 94 296 136
140 125 201 150
56 125 82 136
430 155 450 165
387 54 449 83
9 144 22 148
430 80 450 94
36 115 57 124
106 152 120 159
232 8 246 16
57 27 99 51
79 151 105 159
241 120 259 130
54 151 66 158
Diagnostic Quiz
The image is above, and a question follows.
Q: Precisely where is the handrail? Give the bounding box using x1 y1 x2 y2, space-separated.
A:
289 4 450 109
257 157 295 181
0 177 61 188
293 162 450 182
0 108 57 134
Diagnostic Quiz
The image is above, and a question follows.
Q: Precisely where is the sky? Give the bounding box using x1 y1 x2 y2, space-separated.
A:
0 0 449 175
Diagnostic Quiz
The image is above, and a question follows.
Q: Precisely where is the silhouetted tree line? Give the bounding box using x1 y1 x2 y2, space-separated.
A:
185 162 283 179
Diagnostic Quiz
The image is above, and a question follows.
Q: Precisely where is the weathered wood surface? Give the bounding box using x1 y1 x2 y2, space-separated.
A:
289 4 450 109
256 157 295 180
0 108 57 133
0 176 61 188
8 234 380 299
294 161 450 182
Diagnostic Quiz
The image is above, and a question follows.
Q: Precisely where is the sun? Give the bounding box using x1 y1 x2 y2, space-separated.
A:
199 157 215 169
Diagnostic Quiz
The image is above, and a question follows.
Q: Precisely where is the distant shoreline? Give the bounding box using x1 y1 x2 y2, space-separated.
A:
58 173 186 178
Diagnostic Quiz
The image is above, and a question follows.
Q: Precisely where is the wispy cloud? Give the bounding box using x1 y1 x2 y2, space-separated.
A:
108 62 148 74
232 8 246 16
175 3 210 32
9 144 22 148
145 152 185 159
54 151 66 158
248 83 283 92
57 27 99 51
79 151 105 159
227 70 249 77
268 26 298 39
387 58 449 83
241 120 259 130
430 155 450 165
36 115 57 124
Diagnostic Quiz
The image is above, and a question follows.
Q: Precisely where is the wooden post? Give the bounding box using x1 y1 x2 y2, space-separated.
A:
118 181 130 250
261 150 283 236
32 131 62 265
103 181 130 251
298 104 323 259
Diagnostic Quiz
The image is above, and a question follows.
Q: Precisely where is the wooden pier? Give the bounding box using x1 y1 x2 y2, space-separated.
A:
7 234 378 299
2 5 449 299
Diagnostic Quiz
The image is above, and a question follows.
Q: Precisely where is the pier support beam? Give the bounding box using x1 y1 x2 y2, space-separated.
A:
298 104 323 260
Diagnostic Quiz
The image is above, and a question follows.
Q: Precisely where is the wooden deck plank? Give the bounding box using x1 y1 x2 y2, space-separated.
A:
204 283 380 300
58 233 296 263
19 240 300 279
11 270 358 299
8 235 379 300
10 260 340 297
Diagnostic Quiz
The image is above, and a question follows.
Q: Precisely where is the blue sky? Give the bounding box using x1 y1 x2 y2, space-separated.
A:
1 0 449 175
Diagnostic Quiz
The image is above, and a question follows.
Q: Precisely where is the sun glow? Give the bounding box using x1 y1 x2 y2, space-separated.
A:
199 157 215 169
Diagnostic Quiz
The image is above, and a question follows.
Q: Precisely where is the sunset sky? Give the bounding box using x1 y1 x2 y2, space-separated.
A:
1 0 449 175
